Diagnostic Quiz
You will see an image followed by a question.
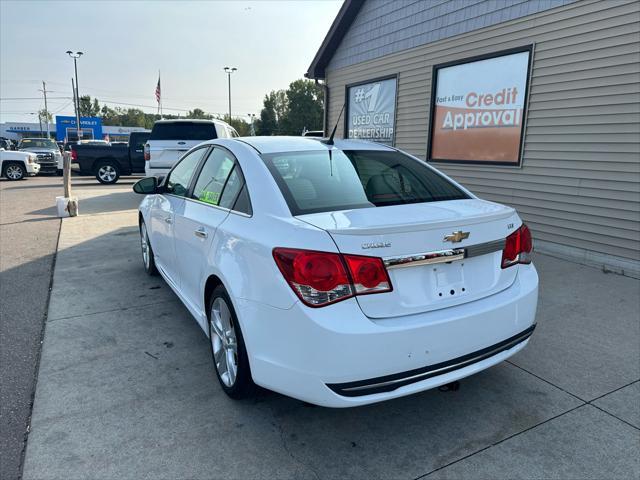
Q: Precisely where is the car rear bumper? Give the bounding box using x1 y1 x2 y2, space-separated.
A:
238 263 538 407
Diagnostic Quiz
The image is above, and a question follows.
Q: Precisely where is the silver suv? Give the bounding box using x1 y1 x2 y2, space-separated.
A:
144 119 238 177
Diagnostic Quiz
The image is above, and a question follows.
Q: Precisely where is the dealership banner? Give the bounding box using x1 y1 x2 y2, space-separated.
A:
346 77 397 145
429 48 531 165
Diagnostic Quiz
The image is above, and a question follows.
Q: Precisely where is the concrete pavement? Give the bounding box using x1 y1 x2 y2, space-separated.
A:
21 183 640 479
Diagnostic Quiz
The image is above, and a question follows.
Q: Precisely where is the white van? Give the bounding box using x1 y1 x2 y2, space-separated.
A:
144 119 238 177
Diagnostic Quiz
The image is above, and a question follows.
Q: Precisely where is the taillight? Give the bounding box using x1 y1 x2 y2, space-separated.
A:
144 143 150 161
71 149 77 161
343 254 392 295
501 224 533 269
273 248 392 307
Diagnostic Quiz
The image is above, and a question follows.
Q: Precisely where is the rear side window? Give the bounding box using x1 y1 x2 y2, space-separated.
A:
150 122 218 141
262 150 469 215
192 148 236 206
131 133 149 150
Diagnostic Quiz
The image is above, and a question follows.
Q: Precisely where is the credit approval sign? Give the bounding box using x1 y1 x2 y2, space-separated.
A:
346 76 397 145
428 47 532 165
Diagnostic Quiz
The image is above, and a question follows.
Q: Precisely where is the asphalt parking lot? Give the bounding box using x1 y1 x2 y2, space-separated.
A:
0 175 61 480
14 179 640 479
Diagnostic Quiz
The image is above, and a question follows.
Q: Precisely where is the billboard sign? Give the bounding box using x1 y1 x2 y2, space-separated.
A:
346 76 397 145
428 46 532 166
55 116 103 141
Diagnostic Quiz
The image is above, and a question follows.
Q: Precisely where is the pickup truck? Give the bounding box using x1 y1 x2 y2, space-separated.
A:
17 138 63 175
72 131 150 184
1 148 40 180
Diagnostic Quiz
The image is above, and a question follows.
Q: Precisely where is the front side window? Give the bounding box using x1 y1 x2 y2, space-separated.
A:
192 148 236 206
262 150 469 215
165 147 207 197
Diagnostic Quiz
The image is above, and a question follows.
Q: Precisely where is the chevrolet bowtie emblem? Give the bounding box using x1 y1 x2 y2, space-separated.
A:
444 231 470 243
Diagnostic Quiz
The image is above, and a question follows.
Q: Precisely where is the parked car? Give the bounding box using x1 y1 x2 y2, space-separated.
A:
133 136 538 408
1 148 40 180
144 119 238 177
17 138 63 175
1 138 15 150
77 139 110 145
72 131 150 184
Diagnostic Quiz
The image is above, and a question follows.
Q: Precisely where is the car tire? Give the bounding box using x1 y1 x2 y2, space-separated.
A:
208 285 255 399
139 220 158 276
3 162 26 181
56 169 63 176
95 161 120 184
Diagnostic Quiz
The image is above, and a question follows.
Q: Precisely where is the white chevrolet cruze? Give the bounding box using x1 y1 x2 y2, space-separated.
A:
134 136 538 407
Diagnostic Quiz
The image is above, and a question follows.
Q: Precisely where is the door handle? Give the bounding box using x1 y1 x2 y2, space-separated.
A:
164 216 173 224
194 227 208 239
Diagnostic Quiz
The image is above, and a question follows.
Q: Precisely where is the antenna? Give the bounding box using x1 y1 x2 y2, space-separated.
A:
322 103 345 146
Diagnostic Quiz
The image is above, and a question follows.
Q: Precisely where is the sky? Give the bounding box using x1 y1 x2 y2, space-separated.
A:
0 0 342 124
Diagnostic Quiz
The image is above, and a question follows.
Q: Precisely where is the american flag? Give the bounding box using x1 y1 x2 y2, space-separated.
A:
155 75 161 104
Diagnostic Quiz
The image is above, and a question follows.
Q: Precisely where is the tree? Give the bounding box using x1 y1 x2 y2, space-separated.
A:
256 91 279 135
280 79 323 135
38 109 52 123
221 116 251 136
187 108 212 120
255 80 324 136
78 95 101 117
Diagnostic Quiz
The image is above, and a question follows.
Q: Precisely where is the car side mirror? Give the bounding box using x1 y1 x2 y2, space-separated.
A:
133 176 159 194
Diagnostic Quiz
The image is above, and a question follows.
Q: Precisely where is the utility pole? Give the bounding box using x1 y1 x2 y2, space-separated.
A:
72 78 81 142
37 112 43 138
224 66 237 123
39 81 51 138
66 51 83 140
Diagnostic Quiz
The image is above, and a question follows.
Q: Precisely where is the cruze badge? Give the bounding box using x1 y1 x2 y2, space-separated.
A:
444 231 470 243
362 241 391 250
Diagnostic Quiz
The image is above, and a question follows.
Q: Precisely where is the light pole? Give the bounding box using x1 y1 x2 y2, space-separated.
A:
224 66 237 123
248 113 256 136
66 50 83 140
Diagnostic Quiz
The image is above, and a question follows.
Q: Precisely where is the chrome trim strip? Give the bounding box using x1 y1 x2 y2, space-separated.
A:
384 249 464 269
383 238 505 269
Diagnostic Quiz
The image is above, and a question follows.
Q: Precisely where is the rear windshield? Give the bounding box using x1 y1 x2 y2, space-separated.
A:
149 122 217 141
262 150 469 215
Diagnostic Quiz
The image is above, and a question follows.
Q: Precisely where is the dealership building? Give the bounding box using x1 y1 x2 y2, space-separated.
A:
307 0 640 277
1 116 147 142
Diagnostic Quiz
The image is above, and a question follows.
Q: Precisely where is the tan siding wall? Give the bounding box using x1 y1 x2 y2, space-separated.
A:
325 0 640 266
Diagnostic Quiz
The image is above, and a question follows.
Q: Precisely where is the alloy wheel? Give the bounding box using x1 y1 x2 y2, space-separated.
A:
210 297 238 387
98 165 117 183
140 224 150 269
6 165 24 180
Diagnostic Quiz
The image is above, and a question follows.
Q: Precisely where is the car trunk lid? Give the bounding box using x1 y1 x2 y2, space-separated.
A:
297 199 521 318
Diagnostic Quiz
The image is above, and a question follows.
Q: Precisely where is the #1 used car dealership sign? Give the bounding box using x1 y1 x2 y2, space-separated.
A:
346 76 397 145
428 46 532 165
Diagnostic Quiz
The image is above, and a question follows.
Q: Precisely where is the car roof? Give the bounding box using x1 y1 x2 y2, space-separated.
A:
153 119 228 126
232 136 395 154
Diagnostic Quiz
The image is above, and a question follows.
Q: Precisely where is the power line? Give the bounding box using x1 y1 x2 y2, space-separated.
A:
0 96 72 101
